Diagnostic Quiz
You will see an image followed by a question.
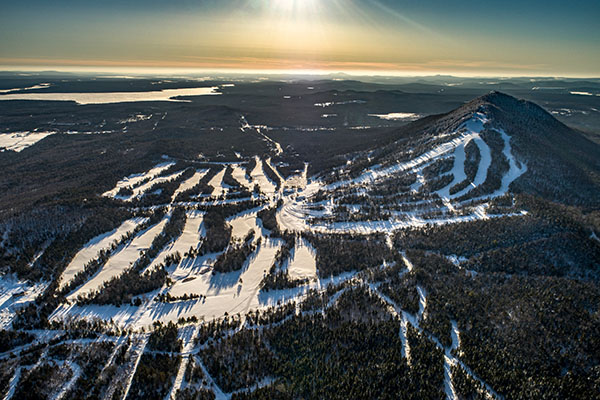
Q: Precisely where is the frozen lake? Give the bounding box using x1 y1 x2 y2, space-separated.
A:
0 86 221 104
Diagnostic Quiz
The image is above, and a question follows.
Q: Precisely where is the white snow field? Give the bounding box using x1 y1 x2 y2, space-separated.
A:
59 217 148 290
67 214 170 301
0 86 221 104
0 131 56 152
52 236 355 330
125 169 185 199
228 211 264 240
207 167 227 197
284 238 317 281
277 110 527 235
250 157 277 195
103 161 176 198
172 169 209 201
143 210 204 274
231 164 253 189
368 112 421 121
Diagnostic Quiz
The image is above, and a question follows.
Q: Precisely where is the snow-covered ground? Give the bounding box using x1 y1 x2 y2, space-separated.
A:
0 276 48 329
284 238 317 281
143 210 204 274
231 164 253 189
208 167 227 197
368 112 421 121
228 211 264 240
172 169 209 201
103 161 176 198
59 217 148 290
67 214 170 301
250 157 277 195
0 131 56 152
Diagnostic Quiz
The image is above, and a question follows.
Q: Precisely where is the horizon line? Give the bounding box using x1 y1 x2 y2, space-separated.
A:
1 65 599 80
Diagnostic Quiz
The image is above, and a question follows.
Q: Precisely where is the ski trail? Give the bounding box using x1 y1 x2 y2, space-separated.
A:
121 334 149 400
443 321 460 400
400 314 412 365
449 136 492 199
416 286 427 322
208 168 227 197
367 253 502 399
167 325 200 400
53 361 81 400
400 251 414 272
193 355 227 400
99 336 126 377
2 367 21 400
490 128 527 197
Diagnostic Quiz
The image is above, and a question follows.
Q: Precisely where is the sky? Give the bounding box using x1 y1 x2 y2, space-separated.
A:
1 0 599 77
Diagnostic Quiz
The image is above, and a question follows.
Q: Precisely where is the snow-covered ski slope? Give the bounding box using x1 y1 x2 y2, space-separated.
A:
45 109 529 334
278 110 527 234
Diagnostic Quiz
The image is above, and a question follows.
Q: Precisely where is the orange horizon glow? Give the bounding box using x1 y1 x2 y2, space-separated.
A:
1 58 597 79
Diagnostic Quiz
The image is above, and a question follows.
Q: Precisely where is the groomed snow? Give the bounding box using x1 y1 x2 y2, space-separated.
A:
103 161 176 198
172 169 209 201
0 87 221 105
228 212 263 240
143 210 204 274
67 214 170 301
231 164 253 189
284 238 317 281
59 217 148 290
208 167 227 197
250 157 277 195
0 131 56 152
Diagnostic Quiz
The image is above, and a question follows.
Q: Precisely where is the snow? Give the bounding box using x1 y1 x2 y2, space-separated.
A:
59 217 148 290
172 169 209 201
368 113 421 121
446 136 492 199
143 211 204 274
284 238 317 281
208 167 227 197
0 131 56 152
489 128 527 197
399 315 411 364
570 91 595 96
0 87 221 104
121 335 149 400
435 114 492 199
67 214 170 301
103 161 176 198
3 366 21 400
228 212 263 240
416 286 427 322
250 157 277 195
0 276 48 329
231 164 253 189
127 169 185 199
167 325 200 400
53 361 81 400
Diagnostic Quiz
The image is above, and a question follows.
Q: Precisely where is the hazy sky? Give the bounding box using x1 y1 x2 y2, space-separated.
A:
1 0 599 76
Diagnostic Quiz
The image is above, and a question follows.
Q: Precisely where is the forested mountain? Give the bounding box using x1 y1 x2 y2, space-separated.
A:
0 80 598 400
